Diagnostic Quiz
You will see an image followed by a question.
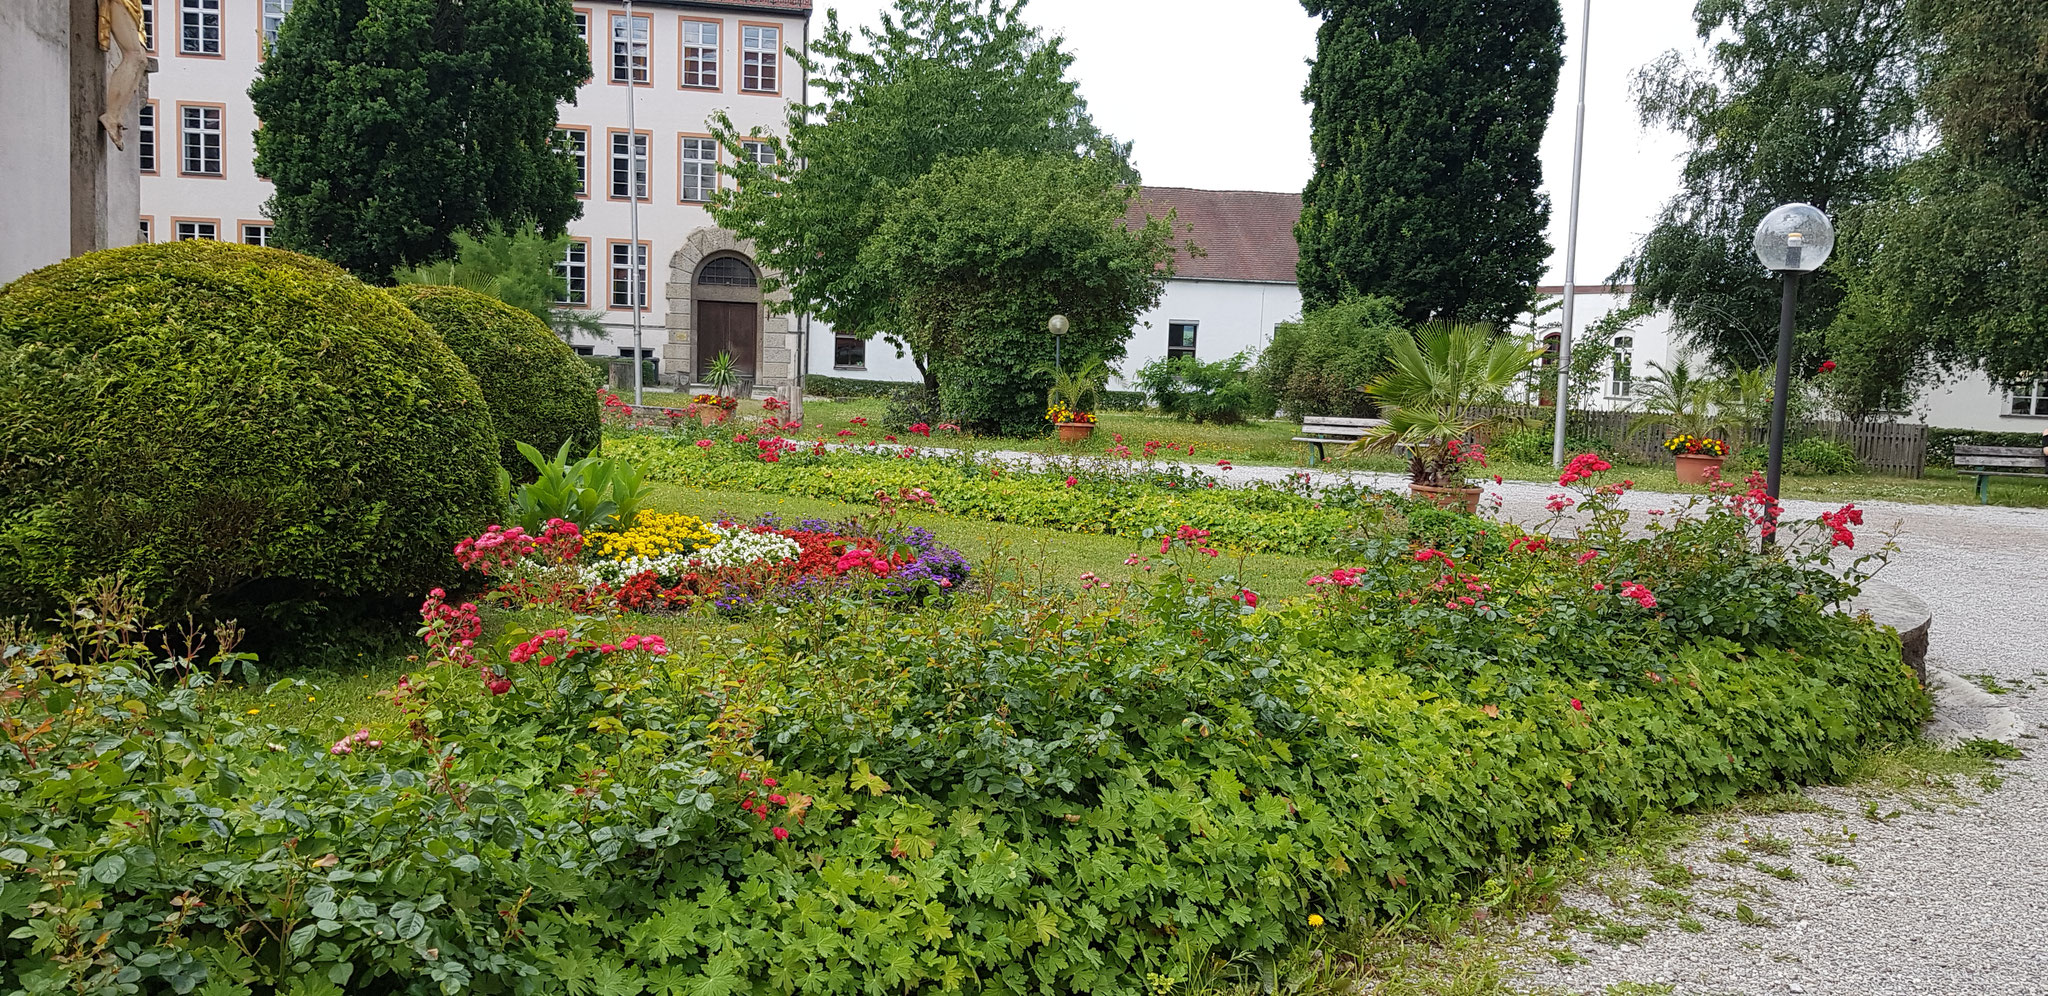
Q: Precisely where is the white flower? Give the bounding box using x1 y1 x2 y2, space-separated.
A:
577 523 799 587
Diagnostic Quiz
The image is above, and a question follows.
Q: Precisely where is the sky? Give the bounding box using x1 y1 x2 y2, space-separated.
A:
815 0 1708 286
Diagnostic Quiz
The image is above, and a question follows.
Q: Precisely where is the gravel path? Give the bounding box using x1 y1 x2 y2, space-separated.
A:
992 452 2048 995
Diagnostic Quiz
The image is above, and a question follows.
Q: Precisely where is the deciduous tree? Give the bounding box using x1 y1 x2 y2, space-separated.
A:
708 0 1122 384
1857 0 2048 392
860 152 1173 436
1620 0 1919 372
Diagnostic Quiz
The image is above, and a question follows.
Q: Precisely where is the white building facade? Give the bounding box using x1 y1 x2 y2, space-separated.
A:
138 0 813 393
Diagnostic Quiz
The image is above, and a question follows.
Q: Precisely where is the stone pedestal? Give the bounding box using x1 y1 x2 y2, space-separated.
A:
1845 580 1932 682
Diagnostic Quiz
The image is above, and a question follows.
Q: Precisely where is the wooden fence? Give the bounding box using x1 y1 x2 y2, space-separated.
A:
1496 408 1928 478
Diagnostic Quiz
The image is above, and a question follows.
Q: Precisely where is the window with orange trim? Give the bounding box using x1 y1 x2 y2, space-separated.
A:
610 13 650 84
681 19 720 89
740 23 778 93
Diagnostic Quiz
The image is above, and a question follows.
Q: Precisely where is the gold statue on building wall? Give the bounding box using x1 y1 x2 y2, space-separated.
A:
98 0 149 150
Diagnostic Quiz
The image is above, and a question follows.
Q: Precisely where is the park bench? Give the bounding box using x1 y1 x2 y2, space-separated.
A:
1953 444 2048 504
1294 416 1387 466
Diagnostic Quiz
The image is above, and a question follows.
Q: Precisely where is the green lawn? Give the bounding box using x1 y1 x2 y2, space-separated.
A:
222 480 1343 735
648 483 1337 598
633 395 2048 508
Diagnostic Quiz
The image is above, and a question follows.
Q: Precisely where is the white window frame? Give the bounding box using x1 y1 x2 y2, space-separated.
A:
610 131 648 200
557 240 588 306
174 220 218 241
679 137 717 203
138 218 152 243
137 103 157 173
179 104 223 176
241 223 273 247
609 242 649 310
610 13 650 85
681 19 719 89
179 0 221 55
740 139 777 167
261 0 291 54
572 9 588 43
559 127 588 195
740 24 778 93
1607 336 1635 398
2011 380 2048 417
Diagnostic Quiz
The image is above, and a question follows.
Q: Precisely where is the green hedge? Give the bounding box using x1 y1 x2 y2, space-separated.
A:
582 355 658 392
1926 426 2045 467
0 241 499 624
806 374 919 399
389 285 602 472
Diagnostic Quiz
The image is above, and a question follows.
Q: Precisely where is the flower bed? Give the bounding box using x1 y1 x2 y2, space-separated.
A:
603 428 1414 557
459 510 971 623
0 448 1932 996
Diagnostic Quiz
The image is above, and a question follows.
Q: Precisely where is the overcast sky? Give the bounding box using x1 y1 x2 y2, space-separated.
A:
818 0 1708 285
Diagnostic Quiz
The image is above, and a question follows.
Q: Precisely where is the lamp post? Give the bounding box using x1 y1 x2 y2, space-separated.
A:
1048 314 1069 370
1751 203 1835 544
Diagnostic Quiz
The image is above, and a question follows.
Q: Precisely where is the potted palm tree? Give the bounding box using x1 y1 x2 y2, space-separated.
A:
1629 359 1730 484
1036 356 1113 443
1345 324 1546 513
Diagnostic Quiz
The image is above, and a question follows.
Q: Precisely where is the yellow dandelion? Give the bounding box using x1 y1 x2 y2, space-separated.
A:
246 708 261 715
1307 914 1324 928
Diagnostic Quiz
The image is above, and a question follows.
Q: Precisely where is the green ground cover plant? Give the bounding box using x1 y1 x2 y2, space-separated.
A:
0 419 1930 994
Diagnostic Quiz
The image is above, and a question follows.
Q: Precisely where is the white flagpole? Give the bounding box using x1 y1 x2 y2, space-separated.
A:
1552 0 1593 467
626 0 645 405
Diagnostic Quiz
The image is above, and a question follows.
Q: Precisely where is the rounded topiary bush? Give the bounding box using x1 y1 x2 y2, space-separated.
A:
386 284 601 473
0 241 500 625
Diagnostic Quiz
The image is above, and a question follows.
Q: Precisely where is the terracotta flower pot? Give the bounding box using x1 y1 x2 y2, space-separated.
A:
1057 422 1096 443
1674 454 1726 485
1410 483 1483 515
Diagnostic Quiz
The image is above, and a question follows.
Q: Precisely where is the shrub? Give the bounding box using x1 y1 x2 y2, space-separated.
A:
806 374 920 399
1786 436 1861 476
1099 388 1148 411
1925 427 2041 468
1256 296 1406 418
0 241 498 624
1134 352 1271 424
388 284 602 474
581 355 657 392
506 440 653 534
882 383 948 433
1489 424 1603 464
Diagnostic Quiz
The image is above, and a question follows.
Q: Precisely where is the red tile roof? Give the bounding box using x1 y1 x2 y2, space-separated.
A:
1129 187 1302 284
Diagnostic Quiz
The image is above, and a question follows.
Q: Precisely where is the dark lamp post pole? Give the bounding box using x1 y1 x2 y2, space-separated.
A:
1751 204 1835 548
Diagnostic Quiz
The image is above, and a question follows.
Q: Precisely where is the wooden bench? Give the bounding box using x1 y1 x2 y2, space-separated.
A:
1954 444 2048 504
1294 416 1387 465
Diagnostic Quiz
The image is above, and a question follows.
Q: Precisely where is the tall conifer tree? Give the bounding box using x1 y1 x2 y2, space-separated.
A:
1296 0 1565 327
250 0 589 281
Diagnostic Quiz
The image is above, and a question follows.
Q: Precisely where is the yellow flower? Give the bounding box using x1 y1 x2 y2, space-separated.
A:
594 511 721 561
1307 914 1324 928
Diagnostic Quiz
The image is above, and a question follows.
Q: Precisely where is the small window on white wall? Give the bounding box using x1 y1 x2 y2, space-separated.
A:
1167 322 1198 360
2012 380 2048 417
174 220 218 241
1608 336 1634 397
